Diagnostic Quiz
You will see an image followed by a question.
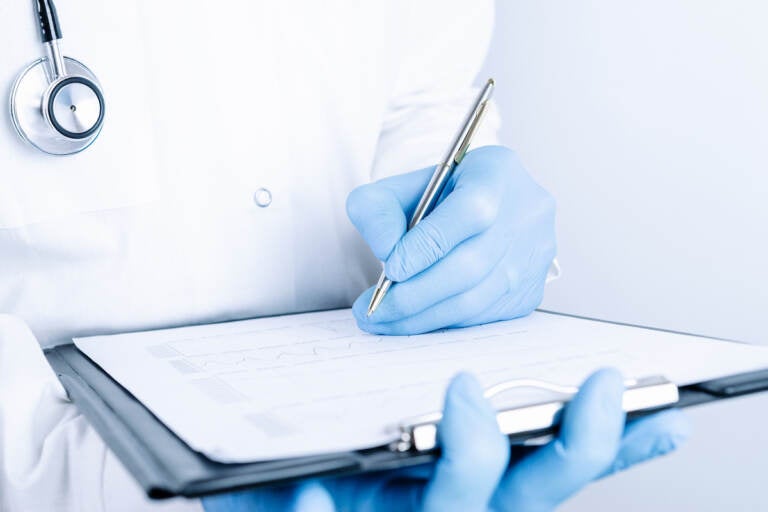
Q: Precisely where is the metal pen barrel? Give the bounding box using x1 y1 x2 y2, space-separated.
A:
367 78 495 317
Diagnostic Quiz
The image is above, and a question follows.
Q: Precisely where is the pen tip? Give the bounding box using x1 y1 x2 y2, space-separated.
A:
487 77 495 86
367 288 385 317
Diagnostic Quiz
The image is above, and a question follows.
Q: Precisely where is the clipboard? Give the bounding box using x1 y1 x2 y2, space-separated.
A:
44 315 768 500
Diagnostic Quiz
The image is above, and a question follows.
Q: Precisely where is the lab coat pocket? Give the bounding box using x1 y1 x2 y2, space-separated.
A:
0 0 159 230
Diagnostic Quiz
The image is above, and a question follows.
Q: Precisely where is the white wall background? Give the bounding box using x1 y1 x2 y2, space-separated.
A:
481 1 768 510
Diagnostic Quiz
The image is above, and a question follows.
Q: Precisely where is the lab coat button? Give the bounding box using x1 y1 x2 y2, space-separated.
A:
253 188 273 208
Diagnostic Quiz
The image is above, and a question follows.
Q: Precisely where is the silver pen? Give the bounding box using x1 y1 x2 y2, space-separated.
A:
367 78 495 317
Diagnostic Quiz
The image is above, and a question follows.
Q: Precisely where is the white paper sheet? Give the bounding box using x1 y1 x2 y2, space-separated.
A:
74 310 768 462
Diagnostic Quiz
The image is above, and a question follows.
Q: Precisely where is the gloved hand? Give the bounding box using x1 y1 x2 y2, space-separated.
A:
346 145 556 335
203 368 690 512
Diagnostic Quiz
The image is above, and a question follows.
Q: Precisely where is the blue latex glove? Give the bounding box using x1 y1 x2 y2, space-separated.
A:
203 368 690 512
347 145 556 335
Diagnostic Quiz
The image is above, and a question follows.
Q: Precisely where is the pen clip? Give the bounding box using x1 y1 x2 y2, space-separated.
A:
454 99 488 165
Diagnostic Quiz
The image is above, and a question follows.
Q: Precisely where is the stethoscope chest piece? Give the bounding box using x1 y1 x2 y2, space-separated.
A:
11 57 104 155
10 0 105 156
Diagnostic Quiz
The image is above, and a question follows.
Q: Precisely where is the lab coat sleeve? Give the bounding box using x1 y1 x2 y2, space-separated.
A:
0 314 106 511
370 0 501 181
0 314 201 512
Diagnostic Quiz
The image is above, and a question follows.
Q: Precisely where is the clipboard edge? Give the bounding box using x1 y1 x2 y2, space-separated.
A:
44 334 768 499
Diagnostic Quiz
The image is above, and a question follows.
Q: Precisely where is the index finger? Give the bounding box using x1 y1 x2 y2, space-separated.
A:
385 147 509 282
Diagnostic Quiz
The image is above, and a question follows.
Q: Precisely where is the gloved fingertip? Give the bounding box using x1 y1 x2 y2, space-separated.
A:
351 288 373 318
654 408 692 449
557 368 625 475
586 367 625 399
655 413 692 452
351 292 387 335
602 409 691 478
345 184 374 225
607 429 689 476
291 482 335 512
446 371 485 401
652 430 687 457
567 368 624 426
441 372 497 442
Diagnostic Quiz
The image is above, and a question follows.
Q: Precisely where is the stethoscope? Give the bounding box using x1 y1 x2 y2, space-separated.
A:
10 0 105 155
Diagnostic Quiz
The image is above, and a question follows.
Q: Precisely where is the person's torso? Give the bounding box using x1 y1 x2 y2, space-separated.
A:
0 1 408 345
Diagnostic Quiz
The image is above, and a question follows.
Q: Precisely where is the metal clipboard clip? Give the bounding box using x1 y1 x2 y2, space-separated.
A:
392 375 679 453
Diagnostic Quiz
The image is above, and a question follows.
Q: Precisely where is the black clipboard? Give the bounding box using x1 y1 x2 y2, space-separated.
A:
44 316 768 500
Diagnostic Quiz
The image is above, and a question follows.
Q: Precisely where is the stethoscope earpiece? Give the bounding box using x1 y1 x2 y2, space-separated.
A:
9 0 105 155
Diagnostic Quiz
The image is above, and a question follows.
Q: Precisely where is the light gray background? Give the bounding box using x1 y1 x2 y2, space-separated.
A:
481 1 768 510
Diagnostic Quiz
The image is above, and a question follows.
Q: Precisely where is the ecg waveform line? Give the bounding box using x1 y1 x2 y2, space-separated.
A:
179 336 386 369
163 318 361 350
162 328 538 378
172 328 535 375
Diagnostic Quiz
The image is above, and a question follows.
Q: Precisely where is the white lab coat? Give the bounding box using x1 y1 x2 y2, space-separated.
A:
0 1 500 510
